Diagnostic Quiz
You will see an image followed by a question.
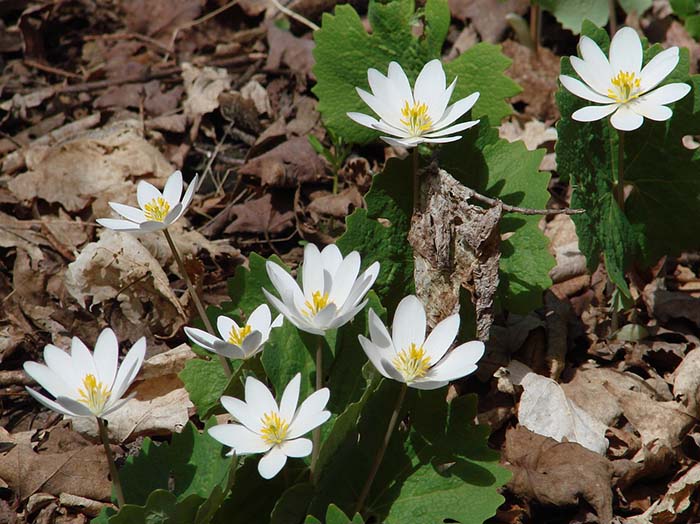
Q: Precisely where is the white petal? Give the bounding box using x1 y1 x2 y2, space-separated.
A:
320 244 343 275
209 423 270 454
258 446 288 479
571 103 619 122
266 261 304 307
302 243 325 299
387 62 414 106
358 335 393 380
413 59 447 123
263 289 306 329
380 135 422 148
288 388 330 439
244 376 278 419
23 362 71 398
337 262 380 314
43 344 79 389
427 340 485 382
368 308 393 351
559 75 612 104
629 100 672 121
578 36 613 81
408 380 449 390
280 438 312 458
279 373 301 423
162 203 183 226
419 136 464 144
138 220 168 232
217 316 237 341
101 394 134 417
328 251 360 306
71 337 97 380
162 170 183 207
136 181 162 210
610 104 644 130
570 56 610 95
56 395 96 417
423 120 479 138
639 47 680 93
311 302 338 331
423 313 460 363
111 337 146 401
356 88 401 128
609 27 643 75
108 202 146 223
639 83 691 106
433 77 457 123
220 396 262 432
247 305 272 338
178 174 198 215
240 331 263 357
26 387 81 416
392 295 426 352
184 326 226 353
96 218 142 232
432 92 479 129
347 111 381 130
93 328 119 389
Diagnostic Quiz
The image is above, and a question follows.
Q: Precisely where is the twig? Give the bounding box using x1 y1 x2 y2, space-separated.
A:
23 59 83 79
464 187 584 215
165 0 241 60
84 32 173 54
269 0 320 31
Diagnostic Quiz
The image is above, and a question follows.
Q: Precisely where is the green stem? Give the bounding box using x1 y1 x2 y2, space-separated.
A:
354 383 408 515
411 148 420 212
310 336 323 481
97 417 125 508
163 228 231 377
616 129 625 210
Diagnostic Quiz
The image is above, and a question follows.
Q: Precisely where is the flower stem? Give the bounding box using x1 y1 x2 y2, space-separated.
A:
354 383 408 515
162 228 232 377
411 147 420 212
310 336 323 481
616 129 625 210
529 3 540 54
97 417 125 508
609 0 617 37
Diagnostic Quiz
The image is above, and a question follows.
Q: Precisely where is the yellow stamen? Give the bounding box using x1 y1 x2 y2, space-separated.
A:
228 324 252 346
303 290 330 317
392 343 432 382
77 374 111 413
143 197 171 222
400 100 433 136
260 412 290 445
608 71 642 103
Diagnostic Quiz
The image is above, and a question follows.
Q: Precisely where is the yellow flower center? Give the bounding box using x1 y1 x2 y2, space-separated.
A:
143 197 171 222
260 412 290 445
392 343 432 382
228 324 252 346
303 290 331 317
608 71 642 103
400 100 433 136
77 374 111 413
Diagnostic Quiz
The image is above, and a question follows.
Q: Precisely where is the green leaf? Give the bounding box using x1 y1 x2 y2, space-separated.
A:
305 505 364 524
180 359 244 419
109 421 234 524
312 0 518 144
337 156 415 313
556 22 700 294
221 253 281 320
271 483 315 524
309 382 508 523
537 0 651 33
440 123 555 313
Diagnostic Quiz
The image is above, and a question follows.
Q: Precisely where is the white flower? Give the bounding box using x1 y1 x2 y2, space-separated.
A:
559 27 691 131
358 295 484 390
184 304 283 360
23 328 146 418
263 243 380 335
209 373 330 479
347 59 480 148
97 170 198 232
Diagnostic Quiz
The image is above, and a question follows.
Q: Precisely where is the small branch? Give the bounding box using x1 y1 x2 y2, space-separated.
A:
269 0 320 31
464 187 584 215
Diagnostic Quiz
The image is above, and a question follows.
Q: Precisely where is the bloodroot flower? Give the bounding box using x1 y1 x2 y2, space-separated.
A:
184 304 282 360
263 243 379 335
347 59 480 148
23 328 146 418
97 170 198 232
359 295 484 390
209 374 331 479
559 27 691 131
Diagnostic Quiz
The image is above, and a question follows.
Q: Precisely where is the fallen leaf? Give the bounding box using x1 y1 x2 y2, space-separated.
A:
449 0 530 42
222 192 294 235
239 136 324 187
509 360 609 454
265 23 315 78
307 186 363 219
503 425 614 523
673 347 700 417
123 0 201 41
182 63 232 120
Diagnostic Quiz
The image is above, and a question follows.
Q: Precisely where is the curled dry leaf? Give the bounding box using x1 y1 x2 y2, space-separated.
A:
503 426 614 523
265 23 316 78
672 347 700 417
308 186 363 219
509 360 609 454
64 230 186 335
239 136 324 187
182 63 232 120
